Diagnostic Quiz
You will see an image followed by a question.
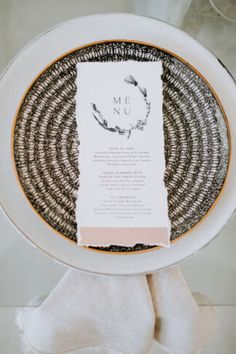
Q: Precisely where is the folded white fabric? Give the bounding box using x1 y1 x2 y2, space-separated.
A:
148 267 216 354
17 270 155 354
16 267 216 354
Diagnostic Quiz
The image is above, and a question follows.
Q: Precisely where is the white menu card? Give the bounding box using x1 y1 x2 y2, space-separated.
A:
75 61 170 247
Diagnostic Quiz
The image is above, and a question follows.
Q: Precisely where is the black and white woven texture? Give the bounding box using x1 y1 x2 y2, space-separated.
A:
13 41 230 252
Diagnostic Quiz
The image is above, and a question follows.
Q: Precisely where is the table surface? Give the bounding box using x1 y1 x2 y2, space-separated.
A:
0 0 236 353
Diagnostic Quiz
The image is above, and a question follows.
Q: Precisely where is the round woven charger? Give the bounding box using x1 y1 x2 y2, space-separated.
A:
13 41 230 252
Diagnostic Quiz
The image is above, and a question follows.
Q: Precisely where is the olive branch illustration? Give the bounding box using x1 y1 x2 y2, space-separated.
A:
91 75 151 139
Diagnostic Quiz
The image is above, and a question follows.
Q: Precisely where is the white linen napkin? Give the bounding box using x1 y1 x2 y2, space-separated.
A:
16 270 155 354
148 267 216 354
16 267 215 354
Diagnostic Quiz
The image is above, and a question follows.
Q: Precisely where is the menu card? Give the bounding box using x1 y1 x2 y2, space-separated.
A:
75 61 170 247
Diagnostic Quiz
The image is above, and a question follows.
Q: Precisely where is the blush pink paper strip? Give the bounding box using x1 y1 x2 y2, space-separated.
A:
79 227 170 247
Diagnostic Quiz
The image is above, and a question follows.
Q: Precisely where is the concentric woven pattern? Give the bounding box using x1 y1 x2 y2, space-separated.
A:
13 41 230 252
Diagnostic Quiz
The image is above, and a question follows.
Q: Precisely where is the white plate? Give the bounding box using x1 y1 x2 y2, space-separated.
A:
0 13 236 275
